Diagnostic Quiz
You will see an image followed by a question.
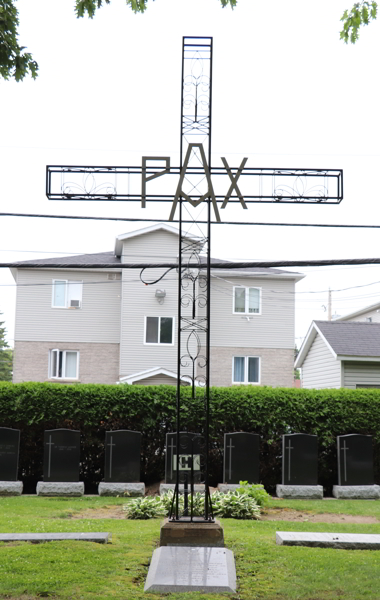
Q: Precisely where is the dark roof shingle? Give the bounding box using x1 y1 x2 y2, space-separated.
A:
315 320 380 357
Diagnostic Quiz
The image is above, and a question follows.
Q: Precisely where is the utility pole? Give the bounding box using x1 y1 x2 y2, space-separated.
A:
327 288 332 321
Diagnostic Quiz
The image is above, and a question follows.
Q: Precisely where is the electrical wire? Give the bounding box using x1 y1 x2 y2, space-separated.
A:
3 211 380 229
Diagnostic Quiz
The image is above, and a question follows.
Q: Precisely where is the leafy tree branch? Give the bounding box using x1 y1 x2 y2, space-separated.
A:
340 1 378 43
0 0 38 81
75 0 237 18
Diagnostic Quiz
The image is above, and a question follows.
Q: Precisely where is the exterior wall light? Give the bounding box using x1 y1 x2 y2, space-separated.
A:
155 289 166 304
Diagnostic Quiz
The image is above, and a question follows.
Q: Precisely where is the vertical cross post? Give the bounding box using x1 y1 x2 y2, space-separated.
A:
227 439 235 481
286 440 294 483
341 441 349 483
173 37 214 521
107 436 116 480
46 435 54 479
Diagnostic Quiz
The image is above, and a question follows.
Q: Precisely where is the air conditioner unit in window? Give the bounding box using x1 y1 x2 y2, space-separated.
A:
69 299 81 308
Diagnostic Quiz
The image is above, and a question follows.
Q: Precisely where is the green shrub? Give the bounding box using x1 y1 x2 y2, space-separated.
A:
123 496 165 519
1 382 380 493
160 491 207 517
238 482 271 507
212 491 261 519
125 491 260 520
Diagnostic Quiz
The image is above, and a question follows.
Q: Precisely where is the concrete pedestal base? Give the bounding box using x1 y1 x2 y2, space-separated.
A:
36 482 84 497
0 481 23 496
160 518 224 547
98 482 145 497
217 484 241 493
276 484 323 499
332 485 380 499
160 483 205 495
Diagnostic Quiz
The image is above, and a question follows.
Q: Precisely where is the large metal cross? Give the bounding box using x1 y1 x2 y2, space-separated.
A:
46 36 343 522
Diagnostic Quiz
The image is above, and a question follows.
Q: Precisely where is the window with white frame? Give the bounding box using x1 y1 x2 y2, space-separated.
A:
52 280 83 308
233 356 260 384
233 286 261 314
145 317 174 345
49 350 79 379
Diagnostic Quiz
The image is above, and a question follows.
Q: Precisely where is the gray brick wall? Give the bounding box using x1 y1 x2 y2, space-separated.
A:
13 341 120 384
210 346 294 387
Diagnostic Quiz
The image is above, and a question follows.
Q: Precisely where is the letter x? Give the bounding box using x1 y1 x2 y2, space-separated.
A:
221 157 248 209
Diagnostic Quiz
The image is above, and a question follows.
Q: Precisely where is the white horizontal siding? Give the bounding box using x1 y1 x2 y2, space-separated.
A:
345 309 380 323
343 361 380 388
302 333 341 389
121 229 179 263
15 269 121 343
120 232 182 377
209 276 295 349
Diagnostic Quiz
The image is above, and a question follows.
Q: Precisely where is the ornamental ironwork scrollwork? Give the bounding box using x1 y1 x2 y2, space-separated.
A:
273 172 329 201
61 172 117 199
182 51 210 135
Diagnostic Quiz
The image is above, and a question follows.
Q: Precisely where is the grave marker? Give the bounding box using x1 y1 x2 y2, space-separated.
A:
0 427 22 495
337 434 374 486
223 432 259 485
0 427 20 481
282 433 318 485
333 433 380 498
37 429 84 496
104 430 141 483
99 430 145 496
276 433 323 499
43 429 80 482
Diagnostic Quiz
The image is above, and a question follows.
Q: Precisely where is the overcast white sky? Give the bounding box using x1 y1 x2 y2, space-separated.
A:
1 0 380 348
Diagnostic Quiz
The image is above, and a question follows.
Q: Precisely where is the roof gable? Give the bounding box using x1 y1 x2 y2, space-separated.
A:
296 320 380 367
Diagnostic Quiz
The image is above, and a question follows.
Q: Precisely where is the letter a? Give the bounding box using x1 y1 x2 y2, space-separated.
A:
169 143 220 222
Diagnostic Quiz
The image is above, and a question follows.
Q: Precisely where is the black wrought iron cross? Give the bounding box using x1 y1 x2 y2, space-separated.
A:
46 37 343 522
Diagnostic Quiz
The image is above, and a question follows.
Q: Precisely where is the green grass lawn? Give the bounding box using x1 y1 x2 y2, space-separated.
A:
1 495 380 599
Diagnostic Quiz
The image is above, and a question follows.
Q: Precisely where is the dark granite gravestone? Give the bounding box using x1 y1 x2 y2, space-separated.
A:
282 433 318 486
43 429 80 482
223 432 260 484
337 434 374 486
0 427 20 481
104 430 141 483
165 432 202 484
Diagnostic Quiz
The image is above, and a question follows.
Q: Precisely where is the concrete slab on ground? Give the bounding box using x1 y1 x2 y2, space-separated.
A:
144 546 236 593
0 532 111 544
276 531 380 550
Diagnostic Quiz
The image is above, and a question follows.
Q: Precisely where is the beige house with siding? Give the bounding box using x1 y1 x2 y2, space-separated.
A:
295 320 380 389
11 224 303 387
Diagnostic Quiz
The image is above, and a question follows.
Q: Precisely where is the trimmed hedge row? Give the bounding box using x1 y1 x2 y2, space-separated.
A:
1 382 380 494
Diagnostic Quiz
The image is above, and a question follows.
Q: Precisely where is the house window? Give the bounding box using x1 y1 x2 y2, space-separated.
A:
233 287 261 314
49 350 79 379
233 356 260 384
145 317 174 345
52 280 83 308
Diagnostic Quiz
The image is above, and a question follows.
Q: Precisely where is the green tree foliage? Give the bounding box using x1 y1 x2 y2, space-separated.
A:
0 0 235 81
340 1 378 43
75 0 237 18
0 0 38 81
0 313 12 381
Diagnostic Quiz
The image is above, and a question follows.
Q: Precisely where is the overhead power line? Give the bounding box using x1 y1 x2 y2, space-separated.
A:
2 211 380 229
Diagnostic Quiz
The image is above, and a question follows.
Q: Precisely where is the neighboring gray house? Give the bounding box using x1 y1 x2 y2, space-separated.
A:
11 224 303 387
336 302 380 324
295 320 380 389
